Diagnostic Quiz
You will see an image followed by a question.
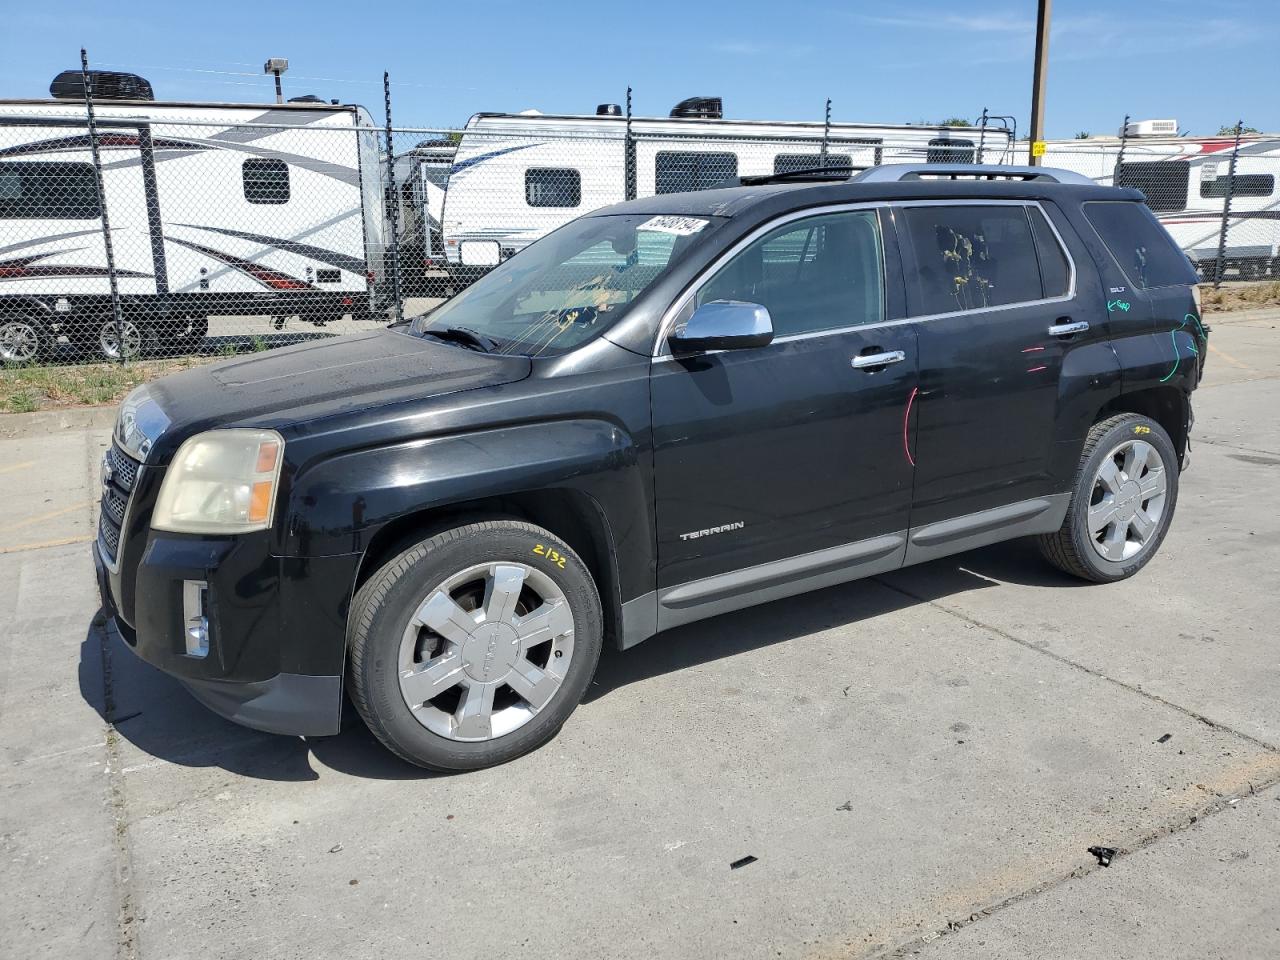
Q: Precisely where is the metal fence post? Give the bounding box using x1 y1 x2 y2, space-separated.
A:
976 107 989 164
80 48 126 364
383 71 404 324
1212 120 1244 289
819 98 831 164
624 87 636 201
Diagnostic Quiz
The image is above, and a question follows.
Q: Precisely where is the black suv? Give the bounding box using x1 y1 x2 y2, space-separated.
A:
94 164 1206 770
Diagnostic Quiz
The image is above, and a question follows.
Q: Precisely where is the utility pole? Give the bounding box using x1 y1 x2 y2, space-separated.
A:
1028 0 1051 165
263 58 289 104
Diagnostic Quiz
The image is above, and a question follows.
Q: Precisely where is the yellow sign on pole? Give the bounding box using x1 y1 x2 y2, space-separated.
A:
1031 141 1047 157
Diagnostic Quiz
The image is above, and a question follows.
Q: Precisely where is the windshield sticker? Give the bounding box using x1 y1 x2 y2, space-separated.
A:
638 215 710 236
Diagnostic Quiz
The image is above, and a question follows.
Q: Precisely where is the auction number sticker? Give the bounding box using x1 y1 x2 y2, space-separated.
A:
638 215 710 236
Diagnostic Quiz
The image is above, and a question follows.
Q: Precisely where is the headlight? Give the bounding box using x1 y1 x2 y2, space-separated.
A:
152 429 284 534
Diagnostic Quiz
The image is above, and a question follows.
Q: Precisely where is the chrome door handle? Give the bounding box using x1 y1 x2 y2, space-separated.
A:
1048 320 1089 337
851 350 906 369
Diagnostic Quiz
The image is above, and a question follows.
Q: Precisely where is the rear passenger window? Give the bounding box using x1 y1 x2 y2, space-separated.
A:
1027 207 1070 298
902 205 1043 315
696 211 883 337
1083 201 1198 290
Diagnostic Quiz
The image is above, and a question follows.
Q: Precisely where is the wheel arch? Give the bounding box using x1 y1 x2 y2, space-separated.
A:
352 488 625 651
1094 386 1189 463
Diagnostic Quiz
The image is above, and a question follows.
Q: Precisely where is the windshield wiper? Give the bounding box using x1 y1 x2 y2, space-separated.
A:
419 325 501 353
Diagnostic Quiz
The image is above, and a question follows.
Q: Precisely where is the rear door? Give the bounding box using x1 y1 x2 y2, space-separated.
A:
650 207 918 599
895 200 1110 535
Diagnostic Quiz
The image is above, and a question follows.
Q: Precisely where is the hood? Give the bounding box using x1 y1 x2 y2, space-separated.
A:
144 328 530 458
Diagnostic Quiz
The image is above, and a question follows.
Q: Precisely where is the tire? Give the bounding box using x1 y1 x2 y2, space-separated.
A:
1038 413 1179 583
347 519 603 771
0 314 52 365
98 317 146 361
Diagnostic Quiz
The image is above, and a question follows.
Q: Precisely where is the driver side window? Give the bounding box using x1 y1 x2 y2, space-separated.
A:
697 210 884 337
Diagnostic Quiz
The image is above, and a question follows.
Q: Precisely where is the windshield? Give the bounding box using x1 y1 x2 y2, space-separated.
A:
410 213 724 356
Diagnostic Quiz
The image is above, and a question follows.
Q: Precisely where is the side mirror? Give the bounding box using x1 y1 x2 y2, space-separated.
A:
668 300 774 354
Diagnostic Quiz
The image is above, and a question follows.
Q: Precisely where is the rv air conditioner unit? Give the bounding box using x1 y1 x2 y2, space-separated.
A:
671 96 723 120
1121 118 1178 138
49 70 155 102
596 103 623 117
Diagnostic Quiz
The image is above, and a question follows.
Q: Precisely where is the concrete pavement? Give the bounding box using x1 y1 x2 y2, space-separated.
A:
2 309 1278 960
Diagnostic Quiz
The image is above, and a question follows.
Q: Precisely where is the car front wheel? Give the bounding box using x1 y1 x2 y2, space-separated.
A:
347 519 603 770
1038 413 1179 583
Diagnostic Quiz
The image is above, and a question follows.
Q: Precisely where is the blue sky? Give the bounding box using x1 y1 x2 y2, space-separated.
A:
1 0 1273 137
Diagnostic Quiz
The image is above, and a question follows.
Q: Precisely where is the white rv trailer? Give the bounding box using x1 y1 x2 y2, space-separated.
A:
0 73 386 363
441 99 1014 272
1037 121 1280 279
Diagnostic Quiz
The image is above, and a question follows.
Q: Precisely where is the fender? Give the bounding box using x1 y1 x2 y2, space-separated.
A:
282 416 653 590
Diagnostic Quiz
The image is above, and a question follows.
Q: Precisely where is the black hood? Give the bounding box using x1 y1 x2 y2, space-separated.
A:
145 328 530 459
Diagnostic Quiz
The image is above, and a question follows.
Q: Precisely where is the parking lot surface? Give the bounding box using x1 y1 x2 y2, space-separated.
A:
3 308 1279 960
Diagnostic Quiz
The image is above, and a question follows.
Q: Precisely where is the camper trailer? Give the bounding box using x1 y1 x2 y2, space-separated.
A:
1038 121 1280 279
389 138 456 295
440 98 1014 274
0 71 387 363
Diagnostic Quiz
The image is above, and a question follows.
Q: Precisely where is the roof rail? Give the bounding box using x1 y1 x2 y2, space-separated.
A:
851 164 1096 186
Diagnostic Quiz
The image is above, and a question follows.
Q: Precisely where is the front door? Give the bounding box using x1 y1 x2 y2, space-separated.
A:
651 208 918 599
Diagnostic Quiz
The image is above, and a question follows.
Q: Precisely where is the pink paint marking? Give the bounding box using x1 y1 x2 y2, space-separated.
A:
902 386 918 467
1026 365 1048 373
1021 345 1045 353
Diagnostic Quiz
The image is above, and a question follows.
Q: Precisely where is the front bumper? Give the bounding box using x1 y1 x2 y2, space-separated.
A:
94 534 353 738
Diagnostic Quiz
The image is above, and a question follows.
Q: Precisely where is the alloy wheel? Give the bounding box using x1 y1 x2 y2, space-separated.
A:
0 320 40 363
397 561 575 742
99 319 142 360
1087 438 1168 562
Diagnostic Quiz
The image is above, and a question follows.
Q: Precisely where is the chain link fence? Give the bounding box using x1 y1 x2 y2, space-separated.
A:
1 62 1276 370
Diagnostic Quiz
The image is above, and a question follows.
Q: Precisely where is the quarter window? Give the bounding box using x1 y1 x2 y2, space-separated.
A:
1115 161 1188 213
0 161 100 219
655 151 738 194
1027 207 1070 298
525 167 581 207
242 158 290 204
927 138 976 164
902 205 1043 315
1083 201 1198 290
696 210 884 337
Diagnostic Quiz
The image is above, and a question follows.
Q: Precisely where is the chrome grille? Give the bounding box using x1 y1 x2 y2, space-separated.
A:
98 442 141 567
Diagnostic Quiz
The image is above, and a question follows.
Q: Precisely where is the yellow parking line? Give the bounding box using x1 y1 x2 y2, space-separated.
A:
1208 342 1257 372
0 499 95 533
0 533 95 555
0 460 36 476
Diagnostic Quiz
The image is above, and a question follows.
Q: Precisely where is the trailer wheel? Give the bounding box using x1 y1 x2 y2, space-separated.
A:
98 317 145 361
0 315 52 365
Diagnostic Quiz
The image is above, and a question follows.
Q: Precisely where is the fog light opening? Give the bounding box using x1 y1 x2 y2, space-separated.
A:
183 580 210 658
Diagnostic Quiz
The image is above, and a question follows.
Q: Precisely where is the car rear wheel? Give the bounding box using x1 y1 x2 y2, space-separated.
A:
1038 413 1179 583
347 519 603 770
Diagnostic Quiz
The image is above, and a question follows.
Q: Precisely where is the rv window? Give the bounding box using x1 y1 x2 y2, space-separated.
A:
1083 201 1198 290
773 154 854 175
1200 173 1274 198
927 138 976 164
655 152 738 193
1115 162 1188 213
242 159 290 205
525 168 582 208
902 205 1043 314
0 162 100 219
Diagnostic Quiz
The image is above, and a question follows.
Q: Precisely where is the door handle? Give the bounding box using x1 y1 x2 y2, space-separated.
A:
851 350 906 369
1048 320 1090 337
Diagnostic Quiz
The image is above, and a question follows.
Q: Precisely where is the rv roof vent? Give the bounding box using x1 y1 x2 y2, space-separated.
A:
288 94 326 104
1122 118 1179 138
670 96 723 120
50 70 155 102
596 103 622 117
